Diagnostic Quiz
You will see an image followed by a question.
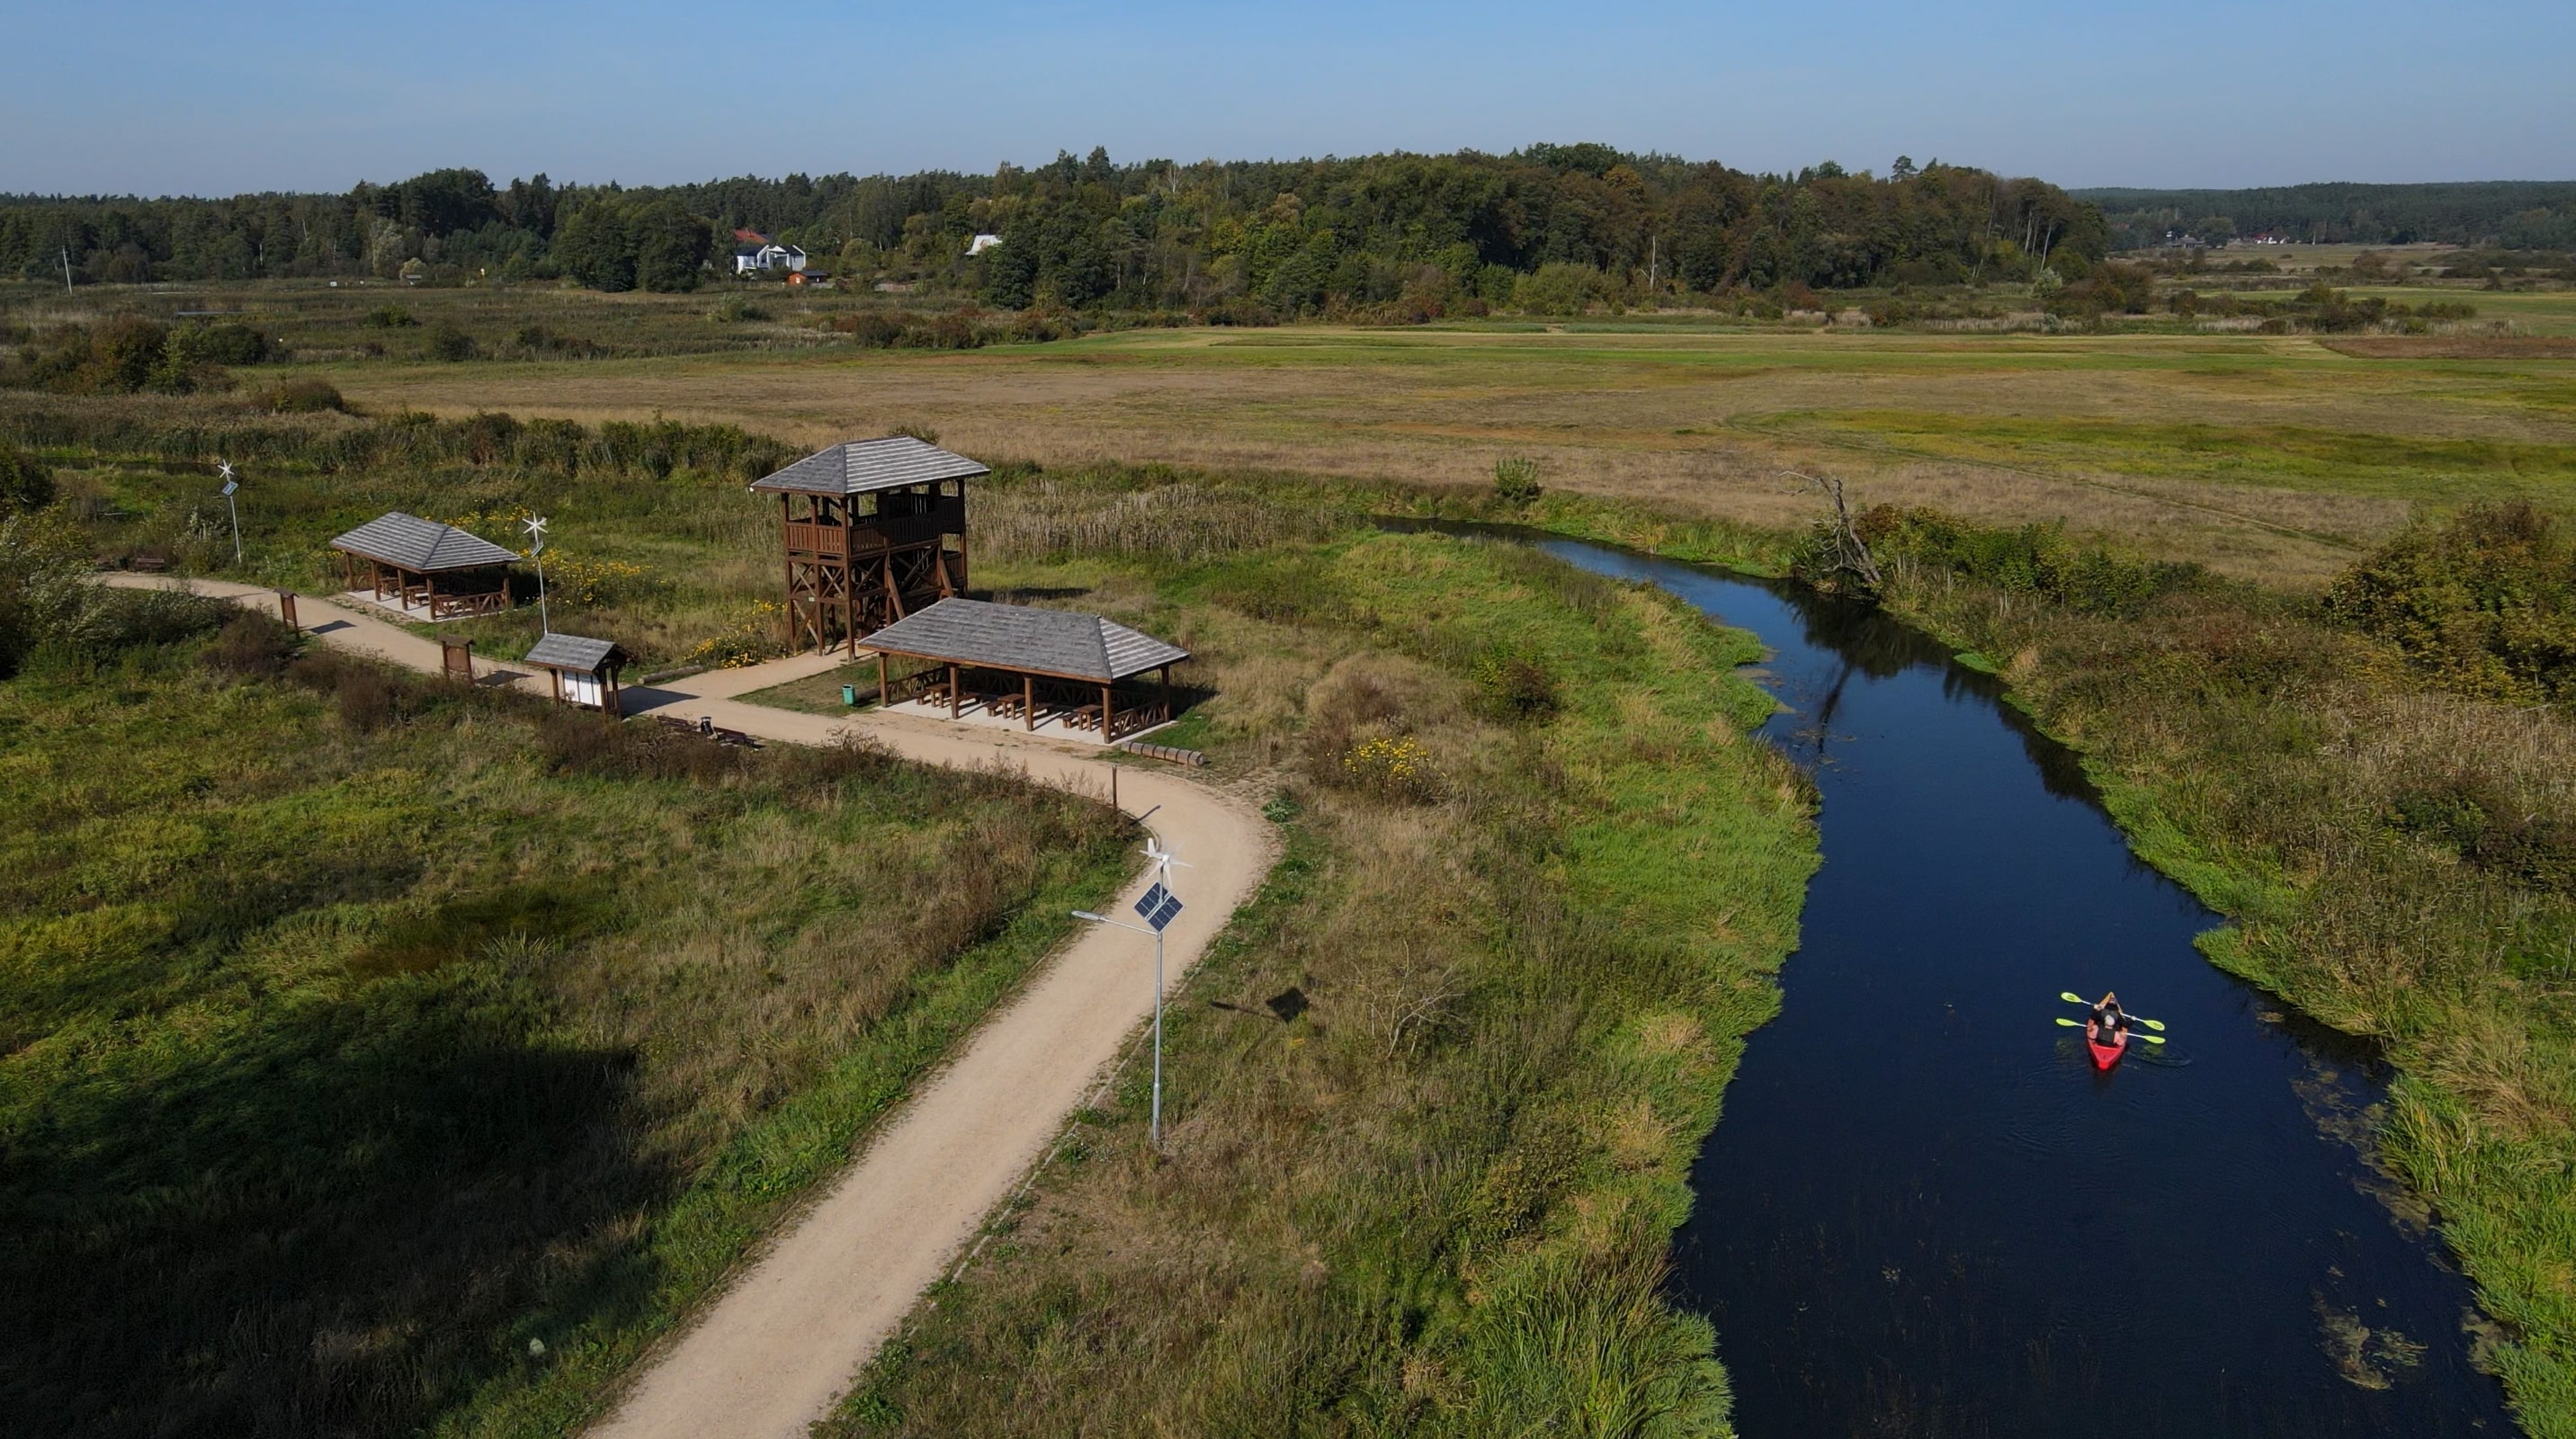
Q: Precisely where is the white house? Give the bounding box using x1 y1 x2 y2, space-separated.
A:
732 235 809 276
967 234 1004 256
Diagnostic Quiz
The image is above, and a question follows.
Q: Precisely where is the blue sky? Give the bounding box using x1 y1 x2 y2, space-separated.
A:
4 0 2570 196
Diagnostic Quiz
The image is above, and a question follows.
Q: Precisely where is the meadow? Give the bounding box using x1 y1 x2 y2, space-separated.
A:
0 587 1133 1437
8 274 2558 590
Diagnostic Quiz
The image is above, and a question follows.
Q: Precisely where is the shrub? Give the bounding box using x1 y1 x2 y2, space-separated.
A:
425 325 479 362
363 305 419 328
252 378 346 414
1199 297 1279 326
165 322 271 367
2321 501 2576 704
1472 652 1561 720
1842 505 2203 618
1515 263 1603 316
326 659 401 730
1491 456 1543 508
0 446 54 514
200 612 298 679
831 310 910 347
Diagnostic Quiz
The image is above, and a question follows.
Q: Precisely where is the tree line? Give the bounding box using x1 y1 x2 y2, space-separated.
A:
2081 180 2576 250
1 146 2107 312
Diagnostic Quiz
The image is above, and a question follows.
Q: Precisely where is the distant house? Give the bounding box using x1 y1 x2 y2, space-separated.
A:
967 234 1003 256
733 237 809 276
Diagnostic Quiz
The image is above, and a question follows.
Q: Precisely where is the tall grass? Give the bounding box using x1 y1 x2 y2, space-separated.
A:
0 620 1131 1439
0 389 798 481
974 465 1355 562
827 530 1814 1436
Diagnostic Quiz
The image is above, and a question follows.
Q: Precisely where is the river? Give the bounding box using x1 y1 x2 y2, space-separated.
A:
1531 537 2515 1437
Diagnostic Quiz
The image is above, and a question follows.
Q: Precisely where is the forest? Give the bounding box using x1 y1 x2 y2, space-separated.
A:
0 146 2109 311
2083 180 2576 249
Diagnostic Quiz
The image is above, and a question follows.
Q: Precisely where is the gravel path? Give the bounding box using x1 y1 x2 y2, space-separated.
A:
106 576 1273 1437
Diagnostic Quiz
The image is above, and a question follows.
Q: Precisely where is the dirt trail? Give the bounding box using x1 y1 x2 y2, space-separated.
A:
107 577 1273 1437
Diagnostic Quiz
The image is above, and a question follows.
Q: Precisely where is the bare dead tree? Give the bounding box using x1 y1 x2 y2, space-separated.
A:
1785 469 1883 592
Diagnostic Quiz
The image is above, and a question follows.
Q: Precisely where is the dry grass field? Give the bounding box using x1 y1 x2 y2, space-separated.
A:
282 312 2573 588
10 274 2571 587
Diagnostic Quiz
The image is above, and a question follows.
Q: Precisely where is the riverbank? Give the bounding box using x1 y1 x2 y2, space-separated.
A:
1856 541 2576 1435
1538 487 2572 1435
824 523 1817 1435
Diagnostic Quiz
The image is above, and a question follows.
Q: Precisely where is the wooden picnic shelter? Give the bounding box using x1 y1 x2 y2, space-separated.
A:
862 597 1190 742
329 512 520 620
749 436 984 656
523 632 630 716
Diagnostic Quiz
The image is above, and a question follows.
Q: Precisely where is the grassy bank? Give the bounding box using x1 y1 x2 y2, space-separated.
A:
0 596 1131 1438
792 514 1815 1435
1767 510 2576 1436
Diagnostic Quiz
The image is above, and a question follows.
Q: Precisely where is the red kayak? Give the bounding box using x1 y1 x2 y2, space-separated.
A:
2086 1023 2128 1070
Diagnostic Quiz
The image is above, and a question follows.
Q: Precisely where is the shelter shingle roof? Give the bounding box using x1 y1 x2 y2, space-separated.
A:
330 512 521 572
749 437 989 496
863 598 1188 682
523 633 623 674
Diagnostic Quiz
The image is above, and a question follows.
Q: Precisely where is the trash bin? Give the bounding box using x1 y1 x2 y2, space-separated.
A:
841 684 857 707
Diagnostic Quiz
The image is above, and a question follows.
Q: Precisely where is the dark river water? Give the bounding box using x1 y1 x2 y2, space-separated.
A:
1530 537 2515 1438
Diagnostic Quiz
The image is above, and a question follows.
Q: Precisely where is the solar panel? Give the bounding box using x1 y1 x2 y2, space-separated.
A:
1135 882 1184 932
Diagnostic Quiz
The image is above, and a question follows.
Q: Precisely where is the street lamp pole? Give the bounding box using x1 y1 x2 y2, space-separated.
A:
217 461 243 568
1072 907 1167 1149
523 514 551 633
1074 825 1185 1151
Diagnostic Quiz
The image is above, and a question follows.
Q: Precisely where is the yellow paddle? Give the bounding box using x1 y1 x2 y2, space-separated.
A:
2059 992 2167 1032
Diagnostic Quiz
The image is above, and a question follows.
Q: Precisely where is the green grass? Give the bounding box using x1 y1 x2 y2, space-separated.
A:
1743 408 2576 503
0 624 1131 1439
737 663 887 715
827 524 1817 1435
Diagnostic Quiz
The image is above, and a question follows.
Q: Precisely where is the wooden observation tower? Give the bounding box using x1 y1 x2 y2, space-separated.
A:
750 436 987 655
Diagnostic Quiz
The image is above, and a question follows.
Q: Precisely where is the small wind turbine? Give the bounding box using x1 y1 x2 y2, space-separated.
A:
523 514 550 632
216 461 243 568
1142 833 1191 883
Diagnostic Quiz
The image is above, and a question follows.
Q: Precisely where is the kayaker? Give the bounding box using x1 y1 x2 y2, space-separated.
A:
2088 992 2130 1048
